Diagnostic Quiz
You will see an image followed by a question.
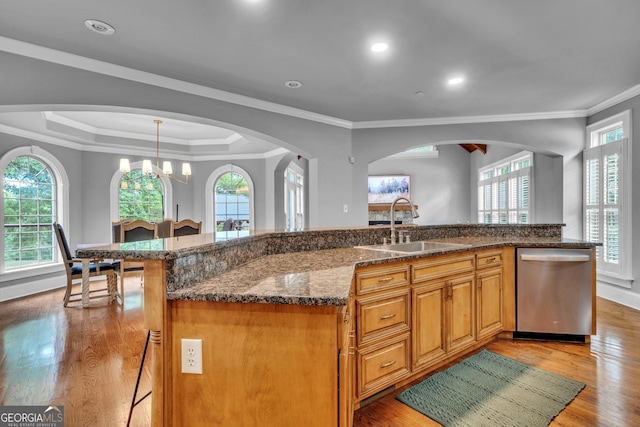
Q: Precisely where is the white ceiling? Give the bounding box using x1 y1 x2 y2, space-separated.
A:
1 0 640 156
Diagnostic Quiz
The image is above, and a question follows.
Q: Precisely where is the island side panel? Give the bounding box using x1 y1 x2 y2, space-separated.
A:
142 260 169 427
502 246 516 331
169 300 340 427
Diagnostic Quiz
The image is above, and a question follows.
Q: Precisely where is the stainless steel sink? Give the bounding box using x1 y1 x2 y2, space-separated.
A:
356 241 471 254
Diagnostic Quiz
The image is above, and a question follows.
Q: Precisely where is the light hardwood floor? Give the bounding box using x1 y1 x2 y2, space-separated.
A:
1 280 639 426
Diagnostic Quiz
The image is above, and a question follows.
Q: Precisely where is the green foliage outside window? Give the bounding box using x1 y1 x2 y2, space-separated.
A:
215 172 248 196
118 170 165 222
3 156 55 269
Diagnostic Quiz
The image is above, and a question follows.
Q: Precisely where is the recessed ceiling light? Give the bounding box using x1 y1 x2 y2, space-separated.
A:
447 76 465 86
84 19 116 35
285 80 303 89
370 43 389 53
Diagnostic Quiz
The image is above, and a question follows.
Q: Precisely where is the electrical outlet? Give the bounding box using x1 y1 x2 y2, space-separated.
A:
343 204 348 213
181 338 202 374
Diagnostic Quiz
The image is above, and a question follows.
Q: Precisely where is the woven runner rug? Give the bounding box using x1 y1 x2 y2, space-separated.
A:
396 350 585 427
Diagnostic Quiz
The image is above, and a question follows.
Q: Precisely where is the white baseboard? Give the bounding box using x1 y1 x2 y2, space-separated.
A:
597 281 640 311
0 274 65 302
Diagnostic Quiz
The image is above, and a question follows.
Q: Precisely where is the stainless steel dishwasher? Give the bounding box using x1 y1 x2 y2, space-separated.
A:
516 248 593 337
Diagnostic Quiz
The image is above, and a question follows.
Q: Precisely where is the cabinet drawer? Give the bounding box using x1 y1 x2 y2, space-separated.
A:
357 334 411 398
412 254 475 283
476 251 503 269
355 264 410 295
357 289 410 345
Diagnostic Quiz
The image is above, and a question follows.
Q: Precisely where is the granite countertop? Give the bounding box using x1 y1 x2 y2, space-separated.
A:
167 236 595 306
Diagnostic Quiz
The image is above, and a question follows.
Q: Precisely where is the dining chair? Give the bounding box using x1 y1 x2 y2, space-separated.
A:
117 220 158 289
170 218 202 237
111 218 131 243
155 218 174 239
54 222 119 307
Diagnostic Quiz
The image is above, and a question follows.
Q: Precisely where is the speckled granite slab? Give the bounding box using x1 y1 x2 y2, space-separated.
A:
75 224 596 306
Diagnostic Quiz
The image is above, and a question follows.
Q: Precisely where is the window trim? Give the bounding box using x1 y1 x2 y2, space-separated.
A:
389 145 439 159
0 145 69 279
205 164 255 234
109 161 173 224
285 163 305 231
584 109 632 285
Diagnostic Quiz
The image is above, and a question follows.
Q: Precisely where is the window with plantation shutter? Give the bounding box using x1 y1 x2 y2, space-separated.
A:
478 152 532 224
584 110 631 284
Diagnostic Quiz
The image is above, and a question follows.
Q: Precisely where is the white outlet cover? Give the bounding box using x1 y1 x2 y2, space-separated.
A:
181 338 202 374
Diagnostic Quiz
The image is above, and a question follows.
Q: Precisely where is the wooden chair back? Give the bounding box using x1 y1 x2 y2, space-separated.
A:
171 219 202 237
156 218 174 239
111 219 131 243
120 220 157 242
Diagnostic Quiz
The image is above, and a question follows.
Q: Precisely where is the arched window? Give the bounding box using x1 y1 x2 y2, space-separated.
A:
205 165 254 233
109 161 173 223
1 146 68 274
215 172 249 231
118 170 164 221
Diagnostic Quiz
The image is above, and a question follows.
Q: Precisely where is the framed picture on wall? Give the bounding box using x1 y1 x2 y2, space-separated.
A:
368 175 410 204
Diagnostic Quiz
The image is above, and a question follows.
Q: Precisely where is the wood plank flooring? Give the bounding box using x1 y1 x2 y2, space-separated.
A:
1 281 639 426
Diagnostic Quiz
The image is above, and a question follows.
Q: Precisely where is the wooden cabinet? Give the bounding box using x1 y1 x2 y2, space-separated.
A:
356 333 411 398
353 249 507 407
447 273 477 352
412 282 446 368
412 254 476 370
356 288 410 345
476 250 504 340
354 262 411 399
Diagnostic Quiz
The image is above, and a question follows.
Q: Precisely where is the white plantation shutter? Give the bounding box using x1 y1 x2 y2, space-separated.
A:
584 137 627 277
478 153 532 224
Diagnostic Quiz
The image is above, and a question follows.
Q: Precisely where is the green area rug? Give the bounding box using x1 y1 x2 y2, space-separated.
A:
396 350 585 427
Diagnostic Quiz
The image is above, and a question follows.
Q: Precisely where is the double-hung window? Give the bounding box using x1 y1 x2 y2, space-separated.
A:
1 146 68 277
478 152 533 224
584 110 632 284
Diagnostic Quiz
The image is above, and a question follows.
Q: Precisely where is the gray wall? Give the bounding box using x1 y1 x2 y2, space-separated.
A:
368 145 471 224
352 118 584 237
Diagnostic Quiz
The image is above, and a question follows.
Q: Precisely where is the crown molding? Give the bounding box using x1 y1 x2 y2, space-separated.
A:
0 37 353 129
352 110 588 129
0 123 290 161
587 84 640 116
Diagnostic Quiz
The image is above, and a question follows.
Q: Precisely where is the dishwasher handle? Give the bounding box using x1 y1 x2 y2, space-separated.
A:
520 253 591 262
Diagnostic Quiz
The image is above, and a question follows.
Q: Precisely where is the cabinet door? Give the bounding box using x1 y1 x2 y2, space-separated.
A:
476 267 504 340
447 274 476 353
412 282 447 369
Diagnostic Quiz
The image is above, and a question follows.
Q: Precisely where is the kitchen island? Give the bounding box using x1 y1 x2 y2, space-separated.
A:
76 224 597 427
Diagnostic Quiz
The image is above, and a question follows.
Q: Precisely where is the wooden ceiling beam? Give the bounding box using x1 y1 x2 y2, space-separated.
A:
459 143 487 154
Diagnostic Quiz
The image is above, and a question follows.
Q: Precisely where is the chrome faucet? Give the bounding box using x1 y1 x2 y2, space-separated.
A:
389 196 419 244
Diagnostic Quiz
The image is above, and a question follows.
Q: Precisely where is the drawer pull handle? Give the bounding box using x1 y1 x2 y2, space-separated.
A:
378 277 394 283
380 313 396 320
380 360 396 368
486 257 497 263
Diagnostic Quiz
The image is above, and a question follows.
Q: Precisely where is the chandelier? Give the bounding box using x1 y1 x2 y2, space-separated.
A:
119 119 192 189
